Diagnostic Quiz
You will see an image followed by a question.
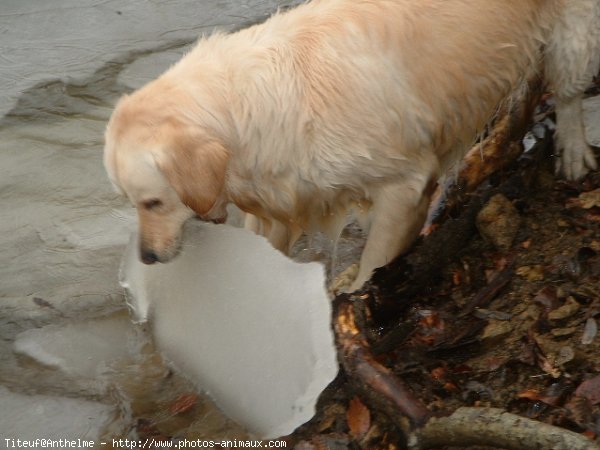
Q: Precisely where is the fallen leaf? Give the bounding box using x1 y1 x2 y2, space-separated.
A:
551 327 578 338
581 318 598 345
443 382 459 392
169 393 197 415
565 395 593 428
430 367 447 381
481 319 512 340
575 375 600 405
524 332 561 378
418 310 445 330
481 356 508 371
517 383 564 406
473 308 512 321
533 286 560 312
317 404 345 433
517 389 543 401
347 396 370 440
539 355 562 378
452 269 462 286
568 188 600 209
548 297 580 321
294 440 317 450
516 265 545 281
476 194 521 251
556 346 575 366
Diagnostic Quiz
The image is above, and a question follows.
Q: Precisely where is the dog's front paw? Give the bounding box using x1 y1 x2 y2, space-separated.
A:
556 139 598 180
554 96 598 180
330 263 359 295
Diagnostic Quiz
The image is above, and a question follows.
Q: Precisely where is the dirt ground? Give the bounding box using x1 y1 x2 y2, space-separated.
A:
287 90 600 449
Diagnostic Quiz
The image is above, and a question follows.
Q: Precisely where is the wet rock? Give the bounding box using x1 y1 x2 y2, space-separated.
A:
476 194 521 251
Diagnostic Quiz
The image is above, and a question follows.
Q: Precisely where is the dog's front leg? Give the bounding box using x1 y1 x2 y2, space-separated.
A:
554 95 598 180
266 219 303 255
244 214 298 254
546 0 600 179
349 177 433 292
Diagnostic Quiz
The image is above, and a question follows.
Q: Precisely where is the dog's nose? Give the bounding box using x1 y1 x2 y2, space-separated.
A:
140 248 159 265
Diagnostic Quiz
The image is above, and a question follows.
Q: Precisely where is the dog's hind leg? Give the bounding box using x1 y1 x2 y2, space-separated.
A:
348 176 434 292
545 0 600 179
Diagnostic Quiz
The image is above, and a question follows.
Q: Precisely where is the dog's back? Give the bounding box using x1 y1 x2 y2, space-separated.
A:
106 0 599 290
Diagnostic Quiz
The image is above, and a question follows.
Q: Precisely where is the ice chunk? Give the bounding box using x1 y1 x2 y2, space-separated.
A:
120 223 338 438
14 315 135 380
0 386 116 439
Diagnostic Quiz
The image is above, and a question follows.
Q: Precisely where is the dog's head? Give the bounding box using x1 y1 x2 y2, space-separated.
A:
104 85 229 264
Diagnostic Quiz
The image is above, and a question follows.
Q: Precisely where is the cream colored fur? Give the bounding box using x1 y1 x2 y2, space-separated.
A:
105 0 600 290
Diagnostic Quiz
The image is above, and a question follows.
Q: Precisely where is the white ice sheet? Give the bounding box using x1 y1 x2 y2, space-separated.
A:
120 223 338 438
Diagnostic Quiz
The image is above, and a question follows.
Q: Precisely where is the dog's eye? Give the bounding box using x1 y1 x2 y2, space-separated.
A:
142 199 163 210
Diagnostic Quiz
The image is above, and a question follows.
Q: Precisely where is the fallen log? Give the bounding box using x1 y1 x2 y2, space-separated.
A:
411 407 599 450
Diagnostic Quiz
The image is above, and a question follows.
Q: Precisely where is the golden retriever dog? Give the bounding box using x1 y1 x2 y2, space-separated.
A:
105 0 600 291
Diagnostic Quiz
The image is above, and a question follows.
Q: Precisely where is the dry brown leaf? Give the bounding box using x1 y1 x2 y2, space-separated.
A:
568 188 600 209
169 393 197 415
347 396 370 440
565 395 594 427
533 286 560 311
548 296 580 321
317 403 345 432
517 389 543 401
516 265 545 281
575 375 600 405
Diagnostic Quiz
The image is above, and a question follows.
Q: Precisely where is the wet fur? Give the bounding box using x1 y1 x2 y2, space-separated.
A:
105 0 600 290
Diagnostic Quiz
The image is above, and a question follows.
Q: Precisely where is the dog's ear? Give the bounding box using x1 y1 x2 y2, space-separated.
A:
157 133 229 216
